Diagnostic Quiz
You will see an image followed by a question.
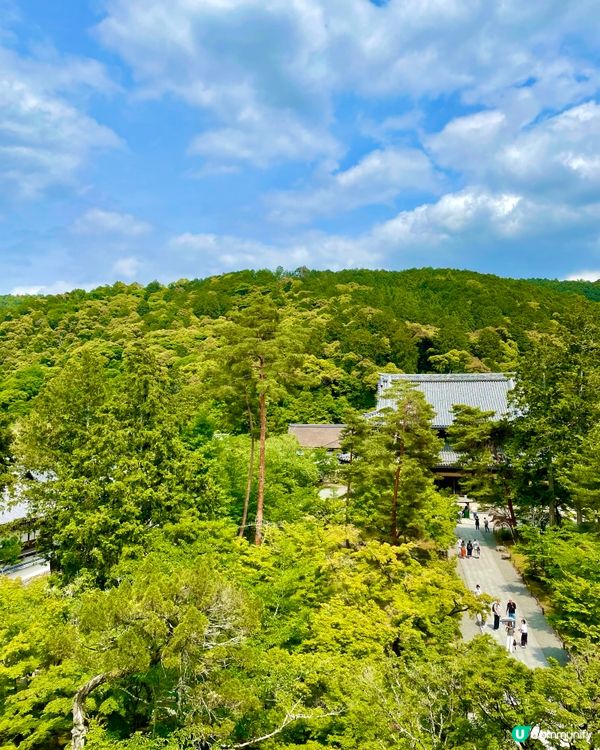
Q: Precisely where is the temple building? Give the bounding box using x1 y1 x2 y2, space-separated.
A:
288 372 515 491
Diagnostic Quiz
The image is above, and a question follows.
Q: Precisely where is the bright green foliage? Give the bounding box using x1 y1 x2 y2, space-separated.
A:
510 308 600 525
563 423 600 523
211 434 324 527
0 415 13 493
534 647 600 747
0 578 78 750
517 526 600 646
16 345 213 583
205 288 322 542
428 348 486 373
1 269 600 747
0 268 594 428
1 520 600 749
0 535 21 566
343 382 453 545
448 405 516 528
0 523 479 750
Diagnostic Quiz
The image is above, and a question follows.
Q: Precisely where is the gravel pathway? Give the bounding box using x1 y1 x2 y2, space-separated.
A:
454 516 567 668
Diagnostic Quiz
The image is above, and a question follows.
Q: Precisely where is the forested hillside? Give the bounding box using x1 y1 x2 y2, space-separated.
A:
0 267 595 422
1 268 600 749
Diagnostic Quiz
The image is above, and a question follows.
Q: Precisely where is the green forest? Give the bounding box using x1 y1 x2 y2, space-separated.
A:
1 267 600 749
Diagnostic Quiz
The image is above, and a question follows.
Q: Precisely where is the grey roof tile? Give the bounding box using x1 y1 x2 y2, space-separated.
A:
376 372 515 428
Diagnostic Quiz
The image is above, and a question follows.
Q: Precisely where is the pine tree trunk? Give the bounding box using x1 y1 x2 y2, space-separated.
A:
506 494 518 536
346 447 353 526
575 504 583 526
548 464 558 526
72 673 107 750
239 397 255 538
255 363 267 545
391 465 401 544
344 449 353 548
500 469 518 534
239 435 255 538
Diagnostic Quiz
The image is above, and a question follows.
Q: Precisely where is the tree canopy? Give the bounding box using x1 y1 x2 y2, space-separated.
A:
1 267 600 748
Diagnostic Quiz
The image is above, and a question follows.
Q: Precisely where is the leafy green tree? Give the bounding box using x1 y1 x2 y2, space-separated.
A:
429 348 487 373
0 415 13 494
344 383 448 545
511 310 600 525
448 405 517 529
0 535 21 566
562 423 600 525
207 290 318 544
340 408 373 530
0 577 78 750
16 345 206 583
517 526 600 647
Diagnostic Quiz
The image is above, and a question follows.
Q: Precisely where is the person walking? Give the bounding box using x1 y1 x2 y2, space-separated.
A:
474 513 480 531
506 620 516 653
484 518 490 533
466 540 473 558
460 540 467 558
506 599 517 620
519 619 528 648
492 600 501 630
474 540 481 559
474 584 484 627
456 537 463 556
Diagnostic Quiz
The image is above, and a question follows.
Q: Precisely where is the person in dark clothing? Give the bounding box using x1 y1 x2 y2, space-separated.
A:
492 600 501 630
466 540 473 557
506 620 516 653
484 517 490 532
506 599 517 620
474 514 480 531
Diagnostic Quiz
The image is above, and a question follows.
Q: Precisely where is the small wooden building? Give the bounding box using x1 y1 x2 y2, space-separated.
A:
287 424 345 450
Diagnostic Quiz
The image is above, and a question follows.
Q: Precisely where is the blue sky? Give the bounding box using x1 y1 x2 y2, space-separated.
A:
2 0 600 294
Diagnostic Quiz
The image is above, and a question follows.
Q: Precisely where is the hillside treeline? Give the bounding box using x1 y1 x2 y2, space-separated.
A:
1 267 597 423
0 268 599 749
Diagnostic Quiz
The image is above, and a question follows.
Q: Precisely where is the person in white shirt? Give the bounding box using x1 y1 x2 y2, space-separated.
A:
492 600 501 630
519 619 528 648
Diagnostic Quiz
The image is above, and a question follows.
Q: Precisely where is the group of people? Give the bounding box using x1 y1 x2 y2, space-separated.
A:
473 512 490 532
456 537 481 558
461 511 529 656
489 595 528 653
457 513 490 560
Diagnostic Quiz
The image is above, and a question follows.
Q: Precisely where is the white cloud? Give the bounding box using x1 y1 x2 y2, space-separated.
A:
10 280 79 296
71 208 152 236
566 270 600 282
269 146 440 224
170 186 600 275
169 230 379 272
427 101 600 206
112 256 142 279
0 43 121 199
96 0 600 170
189 110 340 168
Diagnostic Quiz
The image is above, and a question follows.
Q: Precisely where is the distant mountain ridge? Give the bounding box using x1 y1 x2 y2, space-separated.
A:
1 267 598 424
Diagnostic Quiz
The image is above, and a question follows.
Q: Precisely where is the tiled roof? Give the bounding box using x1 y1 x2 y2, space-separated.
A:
0 499 28 525
288 424 345 449
437 445 461 468
376 372 515 428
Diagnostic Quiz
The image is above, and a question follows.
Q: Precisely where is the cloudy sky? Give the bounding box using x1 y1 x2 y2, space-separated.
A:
2 0 600 294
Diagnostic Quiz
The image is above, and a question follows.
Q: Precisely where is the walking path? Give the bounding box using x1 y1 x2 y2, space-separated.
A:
454 516 567 668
